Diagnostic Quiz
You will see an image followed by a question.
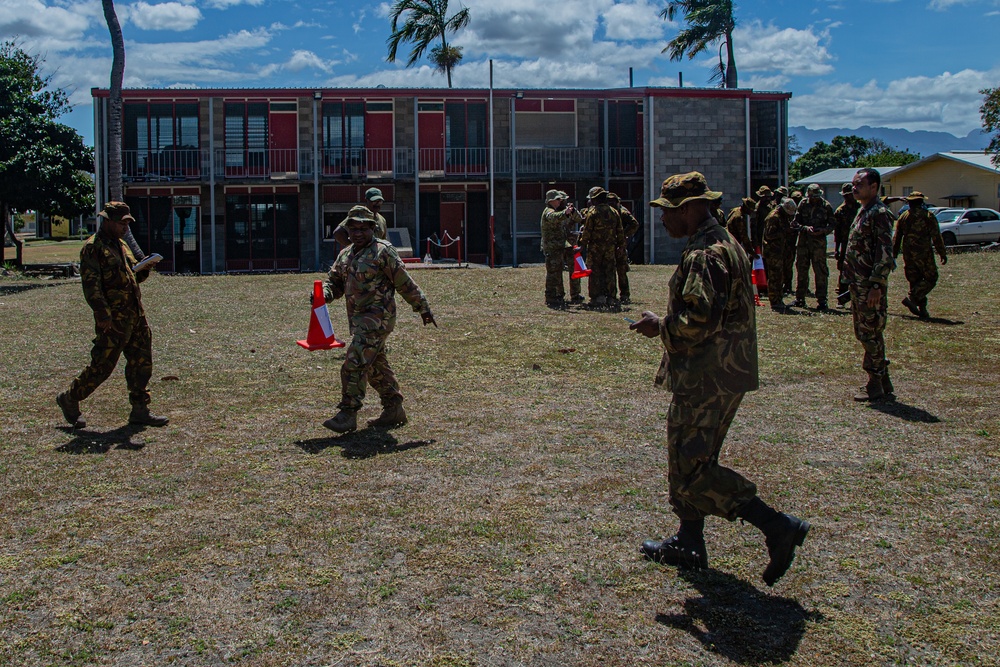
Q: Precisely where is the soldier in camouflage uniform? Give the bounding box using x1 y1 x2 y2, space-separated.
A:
322 206 436 433
751 185 775 251
845 168 896 402
763 198 798 311
609 192 640 303
833 183 860 306
724 197 756 258
56 202 169 429
540 190 583 308
792 183 836 309
332 187 389 247
630 172 809 587
893 192 947 319
775 186 796 294
579 186 624 308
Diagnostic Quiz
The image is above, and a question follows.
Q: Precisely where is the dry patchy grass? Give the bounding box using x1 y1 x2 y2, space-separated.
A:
1 252 998 666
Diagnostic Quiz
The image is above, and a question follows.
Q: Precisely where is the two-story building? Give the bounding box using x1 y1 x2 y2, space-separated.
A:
91 85 790 273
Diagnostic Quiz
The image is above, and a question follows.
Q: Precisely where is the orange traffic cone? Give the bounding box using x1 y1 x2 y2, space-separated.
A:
570 246 592 279
750 263 763 307
752 251 767 291
297 280 346 350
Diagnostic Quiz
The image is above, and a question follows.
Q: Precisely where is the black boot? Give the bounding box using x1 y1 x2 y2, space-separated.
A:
640 519 708 569
737 497 810 587
854 371 886 402
882 361 894 397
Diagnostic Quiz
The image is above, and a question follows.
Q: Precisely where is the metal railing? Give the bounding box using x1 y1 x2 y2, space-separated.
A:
122 148 207 182
751 147 780 174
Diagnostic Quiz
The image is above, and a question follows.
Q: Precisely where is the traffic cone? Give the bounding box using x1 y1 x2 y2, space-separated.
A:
570 246 592 279
297 280 346 350
750 262 763 307
752 251 767 291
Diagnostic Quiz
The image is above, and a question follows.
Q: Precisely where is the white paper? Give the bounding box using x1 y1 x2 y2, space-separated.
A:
133 253 163 272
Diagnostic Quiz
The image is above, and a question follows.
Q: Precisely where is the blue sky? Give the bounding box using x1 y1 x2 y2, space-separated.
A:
2 0 999 145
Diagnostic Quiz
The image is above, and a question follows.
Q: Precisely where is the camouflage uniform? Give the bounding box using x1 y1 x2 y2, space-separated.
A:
724 200 756 258
833 192 860 302
654 215 759 521
611 196 640 302
775 187 796 293
762 205 794 308
751 187 775 251
579 193 624 305
540 193 583 304
793 193 836 307
324 237 430 412
65 227 155 409
893 203 947 315
844 199 895 375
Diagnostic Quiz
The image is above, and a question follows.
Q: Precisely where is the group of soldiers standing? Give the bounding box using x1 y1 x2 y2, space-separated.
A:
540 186 639 310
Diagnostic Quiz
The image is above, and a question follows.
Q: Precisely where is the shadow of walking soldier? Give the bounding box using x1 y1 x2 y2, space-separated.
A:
55 424 146 454
656 569 822 665
295 430 434 460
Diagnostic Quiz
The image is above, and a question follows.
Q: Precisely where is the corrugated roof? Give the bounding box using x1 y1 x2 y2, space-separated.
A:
794 166 902 185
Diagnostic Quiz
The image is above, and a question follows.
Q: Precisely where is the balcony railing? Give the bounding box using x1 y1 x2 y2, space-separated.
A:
751 147 780 174
123 148 207 182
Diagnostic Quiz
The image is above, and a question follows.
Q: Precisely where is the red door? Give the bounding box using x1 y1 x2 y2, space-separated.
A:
418 106 444 174
440 200 465 261
365 110 393 176
269 111 297 174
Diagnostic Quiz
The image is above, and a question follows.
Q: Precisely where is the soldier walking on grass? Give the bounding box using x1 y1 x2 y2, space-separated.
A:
845 168 896 402
630 172 809 587
579 186 624 309
540 189 583 308
322 206 436 433
57 202 169 429
834 182 860 306
892 192 947 319
609 192 640 304
792 183 836 310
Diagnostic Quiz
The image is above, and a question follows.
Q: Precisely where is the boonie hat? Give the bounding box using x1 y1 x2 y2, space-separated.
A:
741 197 757 211
905 191 926 201
791 190 803 201
650 172 723 209
780 198 797 215
840 182 854 195
347 205 376 223
588 186 607 199
545 189 567 202
755 185 773 198
364 187 384 202
806 183 823 197
775 186 790 197
98 201 135 223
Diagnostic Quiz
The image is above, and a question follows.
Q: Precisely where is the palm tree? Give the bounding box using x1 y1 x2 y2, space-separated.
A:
661 0 738 89
386 0 470 88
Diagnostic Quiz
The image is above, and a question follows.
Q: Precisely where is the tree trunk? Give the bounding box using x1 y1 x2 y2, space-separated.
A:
1 201 24 268
725 30 738 89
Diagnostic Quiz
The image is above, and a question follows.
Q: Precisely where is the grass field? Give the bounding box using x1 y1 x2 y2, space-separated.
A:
1 252 998 666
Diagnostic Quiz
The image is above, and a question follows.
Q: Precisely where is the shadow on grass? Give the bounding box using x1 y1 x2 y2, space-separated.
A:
295 430 435 459
0 283 65 296
894 313 964 326
867 399 941 423
655 568 821 665
55 424 146 454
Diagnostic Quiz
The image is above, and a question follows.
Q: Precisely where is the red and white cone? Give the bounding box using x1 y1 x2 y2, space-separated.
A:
297 280 346 350
570 246 592 279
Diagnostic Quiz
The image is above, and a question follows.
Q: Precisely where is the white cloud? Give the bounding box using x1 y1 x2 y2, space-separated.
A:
743 74 790 90
125 2 202 31
734 21 835 77
790 68 998 134
203 0 264 8
602 1 667 41
258 49 337 76
0 0 94 41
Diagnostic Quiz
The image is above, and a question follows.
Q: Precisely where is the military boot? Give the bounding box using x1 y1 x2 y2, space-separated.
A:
901 296 922 317
853 372 886 402
737 497 810 587
882 361 895 396
128 406 169 427
323 409 357 433
368 397 407 428
56 392 85 429
640 519 708 569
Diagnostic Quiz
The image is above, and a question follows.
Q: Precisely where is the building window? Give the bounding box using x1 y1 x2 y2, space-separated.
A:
224 102 268 171
322 101 365 173
445 101 487 172
225 193 299 271
123 102 199 179
515 99 576 147
902 186 913 197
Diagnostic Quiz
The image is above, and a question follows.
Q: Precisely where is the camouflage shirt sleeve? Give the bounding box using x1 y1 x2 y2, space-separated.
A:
659 248 728 354
80 242 111 322
382 246 430 314
323 250 348 302
892 211 910 257
620 206 640 238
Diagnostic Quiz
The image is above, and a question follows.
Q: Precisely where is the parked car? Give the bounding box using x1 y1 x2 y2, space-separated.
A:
934 208 1000 245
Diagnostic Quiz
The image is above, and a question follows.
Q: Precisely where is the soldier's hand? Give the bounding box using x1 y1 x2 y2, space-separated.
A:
940 255 948 265
629 311 661 338
421 310 438 328
866 286 883 309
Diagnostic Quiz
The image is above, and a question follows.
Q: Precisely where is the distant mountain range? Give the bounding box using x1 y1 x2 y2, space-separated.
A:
790 125 990 159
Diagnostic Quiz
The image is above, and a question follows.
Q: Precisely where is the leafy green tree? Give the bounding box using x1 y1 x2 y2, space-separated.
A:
1 41 94 266
661 0 737 89
789 135 919 182
387 0 471 89
980 86 1000 168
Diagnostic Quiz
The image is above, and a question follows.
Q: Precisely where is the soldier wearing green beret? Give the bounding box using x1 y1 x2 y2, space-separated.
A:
630 172 809 587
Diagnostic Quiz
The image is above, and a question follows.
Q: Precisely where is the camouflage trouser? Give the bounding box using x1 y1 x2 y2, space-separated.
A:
338 329 401 411
782 231 798 292
543 249 580 302
586 245 617 302
762 246 785 306
615 249 630 299
68 315 152 407
903 253 938 308
667 392 758 521
850 285 888 374
795 241 830 304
